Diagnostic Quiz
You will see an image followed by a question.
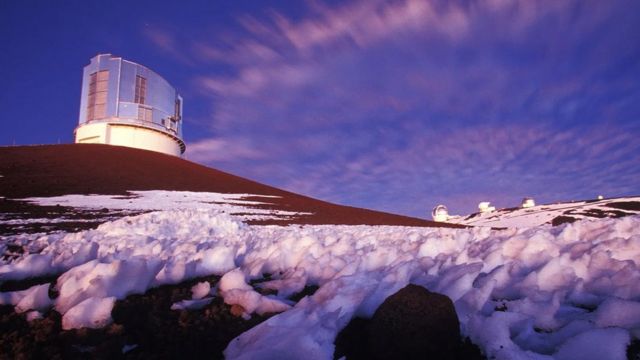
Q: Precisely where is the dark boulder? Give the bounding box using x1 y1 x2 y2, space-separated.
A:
368 284 461 360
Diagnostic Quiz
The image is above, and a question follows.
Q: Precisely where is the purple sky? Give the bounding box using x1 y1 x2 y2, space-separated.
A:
2 0 639 216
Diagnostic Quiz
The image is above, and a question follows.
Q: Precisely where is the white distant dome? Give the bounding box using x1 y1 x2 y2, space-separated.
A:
521 197 535 208
597 195 604 200
478 201 495 213
431 205 449 222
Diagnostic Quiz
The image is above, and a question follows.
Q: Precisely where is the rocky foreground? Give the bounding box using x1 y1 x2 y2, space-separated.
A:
1 277 485 359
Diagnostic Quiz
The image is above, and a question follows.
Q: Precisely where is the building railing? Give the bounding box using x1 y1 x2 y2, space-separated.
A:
82 118 181 137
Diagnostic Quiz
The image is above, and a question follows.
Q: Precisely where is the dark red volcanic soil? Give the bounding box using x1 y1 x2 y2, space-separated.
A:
0 144 460 228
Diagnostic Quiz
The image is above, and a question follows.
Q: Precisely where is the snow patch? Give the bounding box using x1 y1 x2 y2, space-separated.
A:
62 296 116 330
22 190 311 222
594 298 640 329
170 298 213 311
219 268 291 317
554 328 630 360
0 284 52 313
449 196 640 228
55 258 162 314
191 281 212 300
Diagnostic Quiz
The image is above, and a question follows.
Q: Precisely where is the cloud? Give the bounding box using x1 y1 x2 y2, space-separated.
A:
143 26 175 53
269 0 471 51
142 24 195 66
159 0 640 216
185 138 265 163
191 120 639 214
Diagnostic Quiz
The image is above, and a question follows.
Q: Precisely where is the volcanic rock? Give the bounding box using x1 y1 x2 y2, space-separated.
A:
368 284 461 359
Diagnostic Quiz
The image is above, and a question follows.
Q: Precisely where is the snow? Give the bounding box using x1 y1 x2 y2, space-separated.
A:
594 298 640 329
21 190 310 222
25 310 43 322
122 344 138 354
55 258 161 314
219 268 291 318
554 328 630 360
0 254 58 281
170 298 213 311
61 296 116 330
191 281 212 299
449 196 640 227
0 218 116 225
1 191 640 358
0 284 52 313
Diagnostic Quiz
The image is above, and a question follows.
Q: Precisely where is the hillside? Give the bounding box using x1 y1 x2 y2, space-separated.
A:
0 144 458 235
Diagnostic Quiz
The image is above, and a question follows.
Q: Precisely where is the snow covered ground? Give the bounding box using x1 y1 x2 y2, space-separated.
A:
1 191 640 359
22 190 309 222
448 196 640 228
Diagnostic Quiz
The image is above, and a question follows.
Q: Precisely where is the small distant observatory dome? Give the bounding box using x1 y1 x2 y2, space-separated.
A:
478 201 495 213
597 195 604 200
521 197 535 208
432 205 449 222
74 54 185 157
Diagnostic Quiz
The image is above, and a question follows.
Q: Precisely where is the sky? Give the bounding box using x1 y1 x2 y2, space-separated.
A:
1 0 639 217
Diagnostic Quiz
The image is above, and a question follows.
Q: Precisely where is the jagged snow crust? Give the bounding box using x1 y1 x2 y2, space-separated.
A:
1 209 640 360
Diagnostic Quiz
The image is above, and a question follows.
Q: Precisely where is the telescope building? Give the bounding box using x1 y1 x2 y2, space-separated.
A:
74 54 185 156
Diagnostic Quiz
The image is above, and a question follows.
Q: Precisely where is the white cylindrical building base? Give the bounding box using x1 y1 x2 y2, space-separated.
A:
75 121 184 157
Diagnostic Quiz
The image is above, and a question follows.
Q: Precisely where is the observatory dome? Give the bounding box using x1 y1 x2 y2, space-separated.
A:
74 54 185 157
521 197 535 208
478 201 495 213
431 204 449 222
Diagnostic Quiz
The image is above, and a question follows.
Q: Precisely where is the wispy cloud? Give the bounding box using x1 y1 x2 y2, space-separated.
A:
320 123 637 212
145 0 640 216
142 25 195 66
185 138 265 163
